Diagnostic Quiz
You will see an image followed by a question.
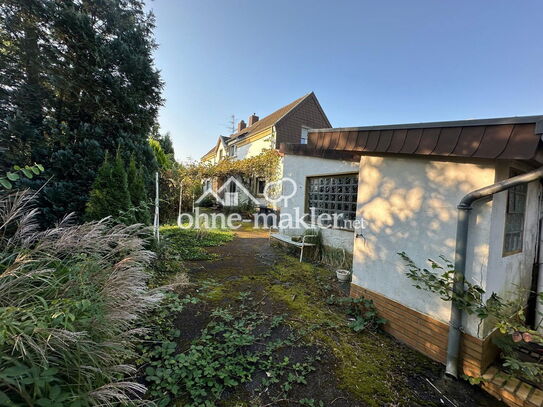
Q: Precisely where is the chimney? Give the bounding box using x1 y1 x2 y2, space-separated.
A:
237 120 246 132
248 113 259 126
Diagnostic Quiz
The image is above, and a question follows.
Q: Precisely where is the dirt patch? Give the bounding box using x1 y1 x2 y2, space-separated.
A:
177 227 505 407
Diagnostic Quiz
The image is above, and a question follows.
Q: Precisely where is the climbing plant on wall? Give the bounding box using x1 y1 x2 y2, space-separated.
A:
161 150 281 218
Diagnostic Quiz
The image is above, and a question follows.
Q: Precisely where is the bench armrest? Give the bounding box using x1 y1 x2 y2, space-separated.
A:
301 234 317 245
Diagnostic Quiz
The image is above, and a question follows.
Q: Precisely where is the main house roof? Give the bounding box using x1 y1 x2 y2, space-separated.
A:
202 93 318 160
281 115 543 164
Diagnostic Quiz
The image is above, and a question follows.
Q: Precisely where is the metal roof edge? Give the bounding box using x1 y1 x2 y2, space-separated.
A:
308 115 543 133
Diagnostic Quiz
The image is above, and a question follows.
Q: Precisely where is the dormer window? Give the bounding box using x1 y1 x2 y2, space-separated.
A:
301 126 310 144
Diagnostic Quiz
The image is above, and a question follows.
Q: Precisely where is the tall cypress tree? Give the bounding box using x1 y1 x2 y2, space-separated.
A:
127 155 150 224
0 0 163 224
85 150 132 222
85 152 114 221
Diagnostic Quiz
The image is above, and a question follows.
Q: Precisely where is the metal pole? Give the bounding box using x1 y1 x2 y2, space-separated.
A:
153 171 160 241
178 183 183 219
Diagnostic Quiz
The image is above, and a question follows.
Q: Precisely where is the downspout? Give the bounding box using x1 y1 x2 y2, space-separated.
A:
446 166 543 378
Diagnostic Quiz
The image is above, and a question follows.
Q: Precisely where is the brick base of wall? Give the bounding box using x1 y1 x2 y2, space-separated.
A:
482 366 543 407
350 283 499 377
349 283 543 406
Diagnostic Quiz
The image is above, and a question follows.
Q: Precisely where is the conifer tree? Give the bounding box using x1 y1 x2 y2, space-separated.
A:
127 155 150 224
85 152 114 221
85 150 132 222
0 0 163 224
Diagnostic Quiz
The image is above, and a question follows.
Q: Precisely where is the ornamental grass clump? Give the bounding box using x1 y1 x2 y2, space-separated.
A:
0 191 161 406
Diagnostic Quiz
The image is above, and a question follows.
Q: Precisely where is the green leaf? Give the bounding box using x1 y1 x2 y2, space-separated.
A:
21 168 33 179
36 164 44 172
31 166 40 175
0 178 12 189
6 172 19 181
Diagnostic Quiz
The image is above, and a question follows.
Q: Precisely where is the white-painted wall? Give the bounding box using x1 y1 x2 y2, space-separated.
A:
352 156 497 338
484 161 542 334
280 154 360 253
207 142 228 165
236 133 275 160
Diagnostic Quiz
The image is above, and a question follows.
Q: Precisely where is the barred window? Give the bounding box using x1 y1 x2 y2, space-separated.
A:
503 169 527 256
307 174 358 229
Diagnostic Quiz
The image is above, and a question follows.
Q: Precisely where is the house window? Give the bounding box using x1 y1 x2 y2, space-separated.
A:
229 145 237 157
301 126 310 144
307 174 358 229
503 168 527 256
257 178 266 195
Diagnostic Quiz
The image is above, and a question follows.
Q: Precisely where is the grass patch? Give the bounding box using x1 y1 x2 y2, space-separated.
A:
160 225 234 261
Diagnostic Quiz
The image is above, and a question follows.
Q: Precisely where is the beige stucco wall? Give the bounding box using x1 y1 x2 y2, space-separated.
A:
280 154 360 253
352 155 497 338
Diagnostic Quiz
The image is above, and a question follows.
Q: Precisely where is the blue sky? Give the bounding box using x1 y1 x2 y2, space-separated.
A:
145 0 543 161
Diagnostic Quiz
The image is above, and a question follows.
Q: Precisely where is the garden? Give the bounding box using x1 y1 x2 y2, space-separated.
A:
135 225 503 406
0 1 512 405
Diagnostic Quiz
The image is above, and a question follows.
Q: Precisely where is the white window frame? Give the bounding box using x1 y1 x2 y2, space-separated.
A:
503 168 527 256
301 126 310 144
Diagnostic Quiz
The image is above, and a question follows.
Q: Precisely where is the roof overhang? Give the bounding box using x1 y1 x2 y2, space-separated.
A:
282 115 543 164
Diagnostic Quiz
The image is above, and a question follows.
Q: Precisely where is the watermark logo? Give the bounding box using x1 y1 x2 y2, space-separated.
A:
262 177 297 207
195 176 260 207
180 176 367 233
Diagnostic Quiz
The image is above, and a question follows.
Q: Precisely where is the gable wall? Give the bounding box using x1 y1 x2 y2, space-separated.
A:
275 96 331 147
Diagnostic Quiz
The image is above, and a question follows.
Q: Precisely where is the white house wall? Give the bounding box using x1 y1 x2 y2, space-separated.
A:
236 134 275 160
281 154 360 253
352 156 496 338
485 161 541 334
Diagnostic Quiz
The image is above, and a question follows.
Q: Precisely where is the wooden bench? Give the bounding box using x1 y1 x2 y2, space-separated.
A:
269 229 317 262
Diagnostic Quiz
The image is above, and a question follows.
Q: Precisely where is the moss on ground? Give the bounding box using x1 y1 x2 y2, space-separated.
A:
172 228 469 406
185 251 440 406
264 256 439 406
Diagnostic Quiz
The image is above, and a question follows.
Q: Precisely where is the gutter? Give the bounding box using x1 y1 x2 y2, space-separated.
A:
446 166 543 378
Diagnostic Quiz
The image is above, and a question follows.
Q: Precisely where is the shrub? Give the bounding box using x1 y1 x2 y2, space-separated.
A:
85 150 133 223
0 191 161 406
